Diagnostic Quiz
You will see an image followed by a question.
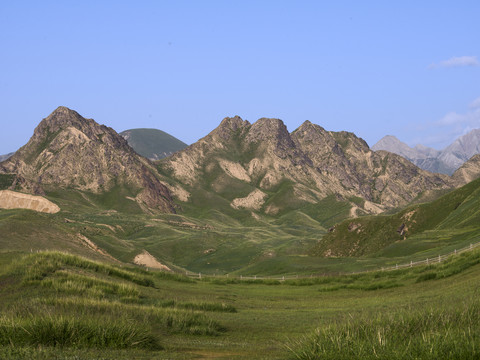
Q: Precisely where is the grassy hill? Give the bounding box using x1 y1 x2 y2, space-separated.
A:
312 176 480 258
2 175 479 277
120 128 187 160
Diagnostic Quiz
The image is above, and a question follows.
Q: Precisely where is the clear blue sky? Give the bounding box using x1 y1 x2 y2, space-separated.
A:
1 1 479 154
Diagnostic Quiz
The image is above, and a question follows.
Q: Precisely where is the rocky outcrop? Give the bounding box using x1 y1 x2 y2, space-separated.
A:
0 107 175 213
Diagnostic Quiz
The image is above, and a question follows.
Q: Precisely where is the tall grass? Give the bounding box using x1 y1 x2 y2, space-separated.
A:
0 314 160 350
36 297 228 336
12 252 154 287
40 270 141 299
287 297 480 360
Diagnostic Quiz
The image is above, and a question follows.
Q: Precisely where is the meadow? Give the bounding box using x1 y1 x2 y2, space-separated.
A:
0 247 479 359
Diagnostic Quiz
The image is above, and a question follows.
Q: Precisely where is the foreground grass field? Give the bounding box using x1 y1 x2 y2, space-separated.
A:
0 249 479 359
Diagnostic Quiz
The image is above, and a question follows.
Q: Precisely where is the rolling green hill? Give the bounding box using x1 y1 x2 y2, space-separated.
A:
312 176 480 258
120 128 187 160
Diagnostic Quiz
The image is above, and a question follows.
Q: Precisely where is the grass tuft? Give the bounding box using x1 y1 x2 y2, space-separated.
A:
287 297 480 360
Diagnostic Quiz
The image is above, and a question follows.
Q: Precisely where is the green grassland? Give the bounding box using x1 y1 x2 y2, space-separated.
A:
1 154 480 358
0 248 479 359
2 176 480 277
120 128 187 160
313 176 480 258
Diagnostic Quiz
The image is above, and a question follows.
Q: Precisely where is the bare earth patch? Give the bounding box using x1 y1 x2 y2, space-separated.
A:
0 190 60 213
231 189 267 210
134 250 171 271
219 159 251 182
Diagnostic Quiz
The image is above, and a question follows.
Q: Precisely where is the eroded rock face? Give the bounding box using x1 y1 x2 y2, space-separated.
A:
0 190 60 213
161 116 455 214
452 154 480 185
0 107 175 213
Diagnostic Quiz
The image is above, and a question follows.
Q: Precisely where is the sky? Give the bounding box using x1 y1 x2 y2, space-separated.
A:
1 1 479 154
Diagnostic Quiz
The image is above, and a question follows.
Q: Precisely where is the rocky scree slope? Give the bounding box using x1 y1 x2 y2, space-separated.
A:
0 107 175 213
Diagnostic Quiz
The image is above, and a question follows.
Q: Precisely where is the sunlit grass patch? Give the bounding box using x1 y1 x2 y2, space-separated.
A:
288 297 480 360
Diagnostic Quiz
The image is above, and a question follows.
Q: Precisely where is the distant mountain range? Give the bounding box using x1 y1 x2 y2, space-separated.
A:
2 106 480 223
0 152 14 162
120 128 187 160
2 106 480 273
372 129 480 175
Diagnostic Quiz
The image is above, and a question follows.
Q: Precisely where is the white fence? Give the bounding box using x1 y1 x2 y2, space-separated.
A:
184 241 480 281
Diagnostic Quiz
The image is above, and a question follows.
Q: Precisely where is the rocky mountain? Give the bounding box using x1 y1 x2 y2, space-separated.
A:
159 117 454 218
0 107 175 213
439 129 480 172
120 128 187 160
372 135 439 162
452 154 480 185
0 152 14 162
312 174 480 257
373 129 480 175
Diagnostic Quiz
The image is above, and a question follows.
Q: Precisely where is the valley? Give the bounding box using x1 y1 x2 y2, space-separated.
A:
0 107 480 359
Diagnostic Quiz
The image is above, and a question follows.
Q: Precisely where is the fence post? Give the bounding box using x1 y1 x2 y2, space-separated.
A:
410 261 412 267
282 276 285 281
426 258 429 265
471 244 473 250
199 272 201 279
438 255 441 263
240 275 242 280
396 264 398 269
455 249 457 255
254 275 257 280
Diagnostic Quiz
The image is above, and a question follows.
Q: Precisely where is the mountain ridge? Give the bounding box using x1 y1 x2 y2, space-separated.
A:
372 130 480 175
160 116 455 219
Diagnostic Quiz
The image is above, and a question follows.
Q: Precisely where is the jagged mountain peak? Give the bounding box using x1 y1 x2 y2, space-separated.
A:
294 120 326 134
218 115 249 129
246 118 291 143
35 106 118 142
38 106 91 131
162 115 454 216
0 107 175 212
213 116 251 141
